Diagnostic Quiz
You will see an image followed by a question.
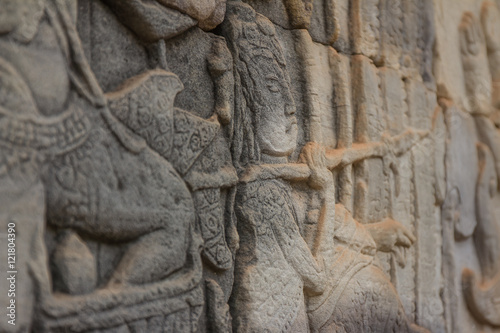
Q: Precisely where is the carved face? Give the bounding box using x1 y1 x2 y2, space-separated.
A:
250 55 298 157
0 0 44 41
223 3 299 163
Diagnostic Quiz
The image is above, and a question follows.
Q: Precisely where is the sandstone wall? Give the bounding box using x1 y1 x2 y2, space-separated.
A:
0 0 499 332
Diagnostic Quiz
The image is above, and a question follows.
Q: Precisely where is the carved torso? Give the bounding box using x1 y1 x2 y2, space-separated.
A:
233 178 307 332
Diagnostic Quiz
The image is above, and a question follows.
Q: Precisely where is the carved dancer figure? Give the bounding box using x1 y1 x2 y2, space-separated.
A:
0 0 205 331
462 143 500 326
221 5 332 331
458 10 500 327
222 3 428 332
92 0 238 274
79 1 239 330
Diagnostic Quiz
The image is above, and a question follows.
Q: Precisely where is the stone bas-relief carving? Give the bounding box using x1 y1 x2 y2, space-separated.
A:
1 0 500 332
455 6 500 330
221 5 434 332
437 2 500 332
220 4 425 332
0 1 221 332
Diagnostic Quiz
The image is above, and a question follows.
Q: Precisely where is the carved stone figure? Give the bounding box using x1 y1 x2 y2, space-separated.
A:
76 2 239 331
442 9 500 330
462 142 500 326
220 5 330 330
221 3 428 332
0 1 208 331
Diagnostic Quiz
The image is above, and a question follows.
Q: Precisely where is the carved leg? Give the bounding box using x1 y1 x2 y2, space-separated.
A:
462 268 500 326
108 228 189 286
322 265 429 333
46 118 195 286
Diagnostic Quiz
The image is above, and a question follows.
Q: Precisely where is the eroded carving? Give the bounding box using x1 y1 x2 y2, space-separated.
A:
2 0 499 331
222 3 428 332
460 11 493 116
462 143 500 326
444 11 500 328
0 1 208 331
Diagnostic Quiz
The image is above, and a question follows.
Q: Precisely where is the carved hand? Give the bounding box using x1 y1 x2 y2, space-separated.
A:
460 12 485 67
459 11 492 115
365 218 416 265
299 141 333 190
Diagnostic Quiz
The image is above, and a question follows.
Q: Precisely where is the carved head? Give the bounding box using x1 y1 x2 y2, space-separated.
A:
221 2 298 168
0 0 45 42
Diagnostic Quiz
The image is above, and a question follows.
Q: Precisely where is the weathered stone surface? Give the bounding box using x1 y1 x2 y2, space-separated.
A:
308 0 337 45
331 0 350 53
2 0 500 332
379 67 406 135
351 0 380 61
379 0 403 69
241 0 338 46
293 30 337 147
352 55 385 142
